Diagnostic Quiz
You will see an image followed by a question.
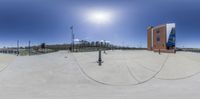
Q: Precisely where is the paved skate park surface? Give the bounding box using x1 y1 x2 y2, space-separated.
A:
156 52 200 79
73 50 168 85
0 54 16 72
0 50 200 99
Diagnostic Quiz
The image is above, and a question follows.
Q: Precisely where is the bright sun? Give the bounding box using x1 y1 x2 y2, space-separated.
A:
87 11 113 24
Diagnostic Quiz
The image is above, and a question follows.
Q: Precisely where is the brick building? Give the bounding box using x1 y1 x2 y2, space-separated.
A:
147 23 176 52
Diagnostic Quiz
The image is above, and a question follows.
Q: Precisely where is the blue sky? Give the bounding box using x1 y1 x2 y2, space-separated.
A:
0 0 200 48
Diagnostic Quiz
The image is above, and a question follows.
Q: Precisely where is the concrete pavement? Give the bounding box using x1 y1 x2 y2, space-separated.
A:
0 50 200 99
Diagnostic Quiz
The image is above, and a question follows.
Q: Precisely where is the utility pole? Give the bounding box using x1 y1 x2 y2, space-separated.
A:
17 40 19 56
28 41 31 56
103 40 106 54
174 28 176 54
70 26 74 52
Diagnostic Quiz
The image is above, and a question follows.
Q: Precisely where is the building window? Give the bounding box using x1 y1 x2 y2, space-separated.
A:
157 37 160 42
156 29 160 43
156 30 160 33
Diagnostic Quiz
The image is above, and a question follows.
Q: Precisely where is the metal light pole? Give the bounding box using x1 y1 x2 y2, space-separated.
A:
17 40 19 56
103 40 108 54
28 41 31 56
174 29 176 54
70 26 74 52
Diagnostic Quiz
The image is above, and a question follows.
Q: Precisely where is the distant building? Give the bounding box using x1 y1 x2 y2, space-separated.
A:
147 23 176 52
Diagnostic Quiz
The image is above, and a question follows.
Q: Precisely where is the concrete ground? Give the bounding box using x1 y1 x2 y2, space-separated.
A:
0 54 16 72
156 51 200 79
0 50 200 99
73 50 168 85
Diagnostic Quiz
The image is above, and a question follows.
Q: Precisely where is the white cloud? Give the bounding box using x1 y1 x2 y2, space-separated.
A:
74 39 80 42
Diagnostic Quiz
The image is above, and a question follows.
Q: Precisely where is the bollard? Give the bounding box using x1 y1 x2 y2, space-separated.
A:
97 50 103 66
159 49 160 55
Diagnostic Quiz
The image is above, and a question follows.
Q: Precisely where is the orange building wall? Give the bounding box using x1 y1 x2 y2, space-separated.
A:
147 27 153 50
153 26 167 50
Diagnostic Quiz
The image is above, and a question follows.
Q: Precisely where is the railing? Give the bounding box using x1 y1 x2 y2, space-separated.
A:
177 48 200 53
0 49 18 54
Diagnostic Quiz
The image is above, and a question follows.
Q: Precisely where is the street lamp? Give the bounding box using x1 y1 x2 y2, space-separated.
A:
28 41 31 56
17 40 19 56
70 26 75 52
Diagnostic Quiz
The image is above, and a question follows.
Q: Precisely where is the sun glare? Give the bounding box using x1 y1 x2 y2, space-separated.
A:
87 11 113 24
